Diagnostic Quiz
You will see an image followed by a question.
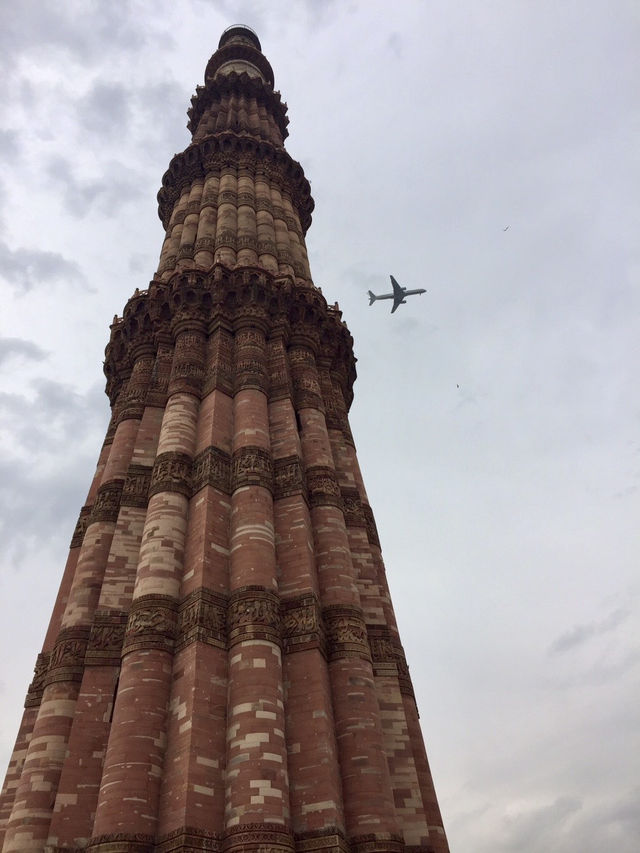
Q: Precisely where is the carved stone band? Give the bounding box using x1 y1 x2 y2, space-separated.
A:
367 625 396 664
70 504 92 548
232 445 273 492
25 651 50 708
121 464 152 508
323 605 371 662
281 593 324 654
122 595 178 655
44 626 91 687
222 824 294 853
150 451 193 498
227 586 281 647
156 827 221 853
294 829 349 853
341 487 366 528
306 465 342 509
90 480 124 524
363 503 380 548
274 454 305 501
350 834 405 853
192 445 232 495
86 611 128 667
86 833 155 853
177 588 227 651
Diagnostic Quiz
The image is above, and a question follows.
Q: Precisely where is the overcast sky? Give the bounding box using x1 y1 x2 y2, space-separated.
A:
0 2 638 851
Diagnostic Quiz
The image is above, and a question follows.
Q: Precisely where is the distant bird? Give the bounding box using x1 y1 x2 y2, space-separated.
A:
503 225 510 231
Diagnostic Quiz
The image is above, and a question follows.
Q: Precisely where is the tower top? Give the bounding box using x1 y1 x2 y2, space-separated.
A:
205 24 274 87
218 24 261 51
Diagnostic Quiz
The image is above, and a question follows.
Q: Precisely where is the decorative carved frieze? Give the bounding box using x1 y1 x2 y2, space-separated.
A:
146 342 173 408
281 593 324 655
195 236 216 254
24 651 50 707
103 270 357 416
156 826 221 853
362 503 381 548
294 828 349 853
257 238 277 256
45 625 91 686
86 833 155 853
90 480 124 524
237 234 258 251
177 588 227 651
234 327 268 393
394 644 415 699
227 586 281 647
322 605 370 662
350 834 404 853
86 611 128 667
306 465 342 509
192 446 232 495
341 487 366 528
177 243 195 260
367 625 396 664
122 595 178 655
273 455 305 501
231 445 273 492
121 464 152 508
169 330 205 397
70 504 92 549
222 823 294 853
117 355 154 423
203 329 234 397
149 451 193 498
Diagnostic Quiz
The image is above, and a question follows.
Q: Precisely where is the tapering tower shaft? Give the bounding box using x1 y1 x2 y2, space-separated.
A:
0 25 449 853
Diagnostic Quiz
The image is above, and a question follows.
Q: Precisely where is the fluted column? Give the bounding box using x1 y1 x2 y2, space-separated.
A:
156 325 234 842
46 348 164 849
215 169 238 267
223 321 292 846
269 333 345 842
90 325 205 847
290 343 400 850
0 436 110 844
194 173 220 267
320 367 431 849
2 361 150 852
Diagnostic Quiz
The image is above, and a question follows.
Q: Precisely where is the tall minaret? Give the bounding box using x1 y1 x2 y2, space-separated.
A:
0 26 449 853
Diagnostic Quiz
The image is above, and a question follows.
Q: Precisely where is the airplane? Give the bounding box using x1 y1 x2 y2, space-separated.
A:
368 275 426 313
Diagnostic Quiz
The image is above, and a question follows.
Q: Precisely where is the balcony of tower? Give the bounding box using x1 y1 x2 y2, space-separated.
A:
155 25 314 291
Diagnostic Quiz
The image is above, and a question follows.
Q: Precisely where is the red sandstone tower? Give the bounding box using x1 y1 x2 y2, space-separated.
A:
0 26 449 853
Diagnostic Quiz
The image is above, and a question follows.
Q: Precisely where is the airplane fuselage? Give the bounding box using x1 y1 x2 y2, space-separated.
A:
370 289 426 300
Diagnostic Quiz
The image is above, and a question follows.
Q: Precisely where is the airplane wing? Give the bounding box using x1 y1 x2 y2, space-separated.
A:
390 275 404 298
390 275 405 312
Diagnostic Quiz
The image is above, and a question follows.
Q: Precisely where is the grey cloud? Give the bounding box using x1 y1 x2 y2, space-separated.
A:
387 32 403 59
498 796 583 852
0 338 47 367
79 82 132 138
0 240 85 292
46 156 144 218
0 2 155 70
549 607 630 654
0 378 107 455
0 129 19 161
0 379 109 567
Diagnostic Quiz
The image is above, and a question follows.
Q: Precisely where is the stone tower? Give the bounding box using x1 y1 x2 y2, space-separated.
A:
0 26 449 853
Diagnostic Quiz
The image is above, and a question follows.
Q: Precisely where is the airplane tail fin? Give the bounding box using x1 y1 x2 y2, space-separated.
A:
368 290 377 305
